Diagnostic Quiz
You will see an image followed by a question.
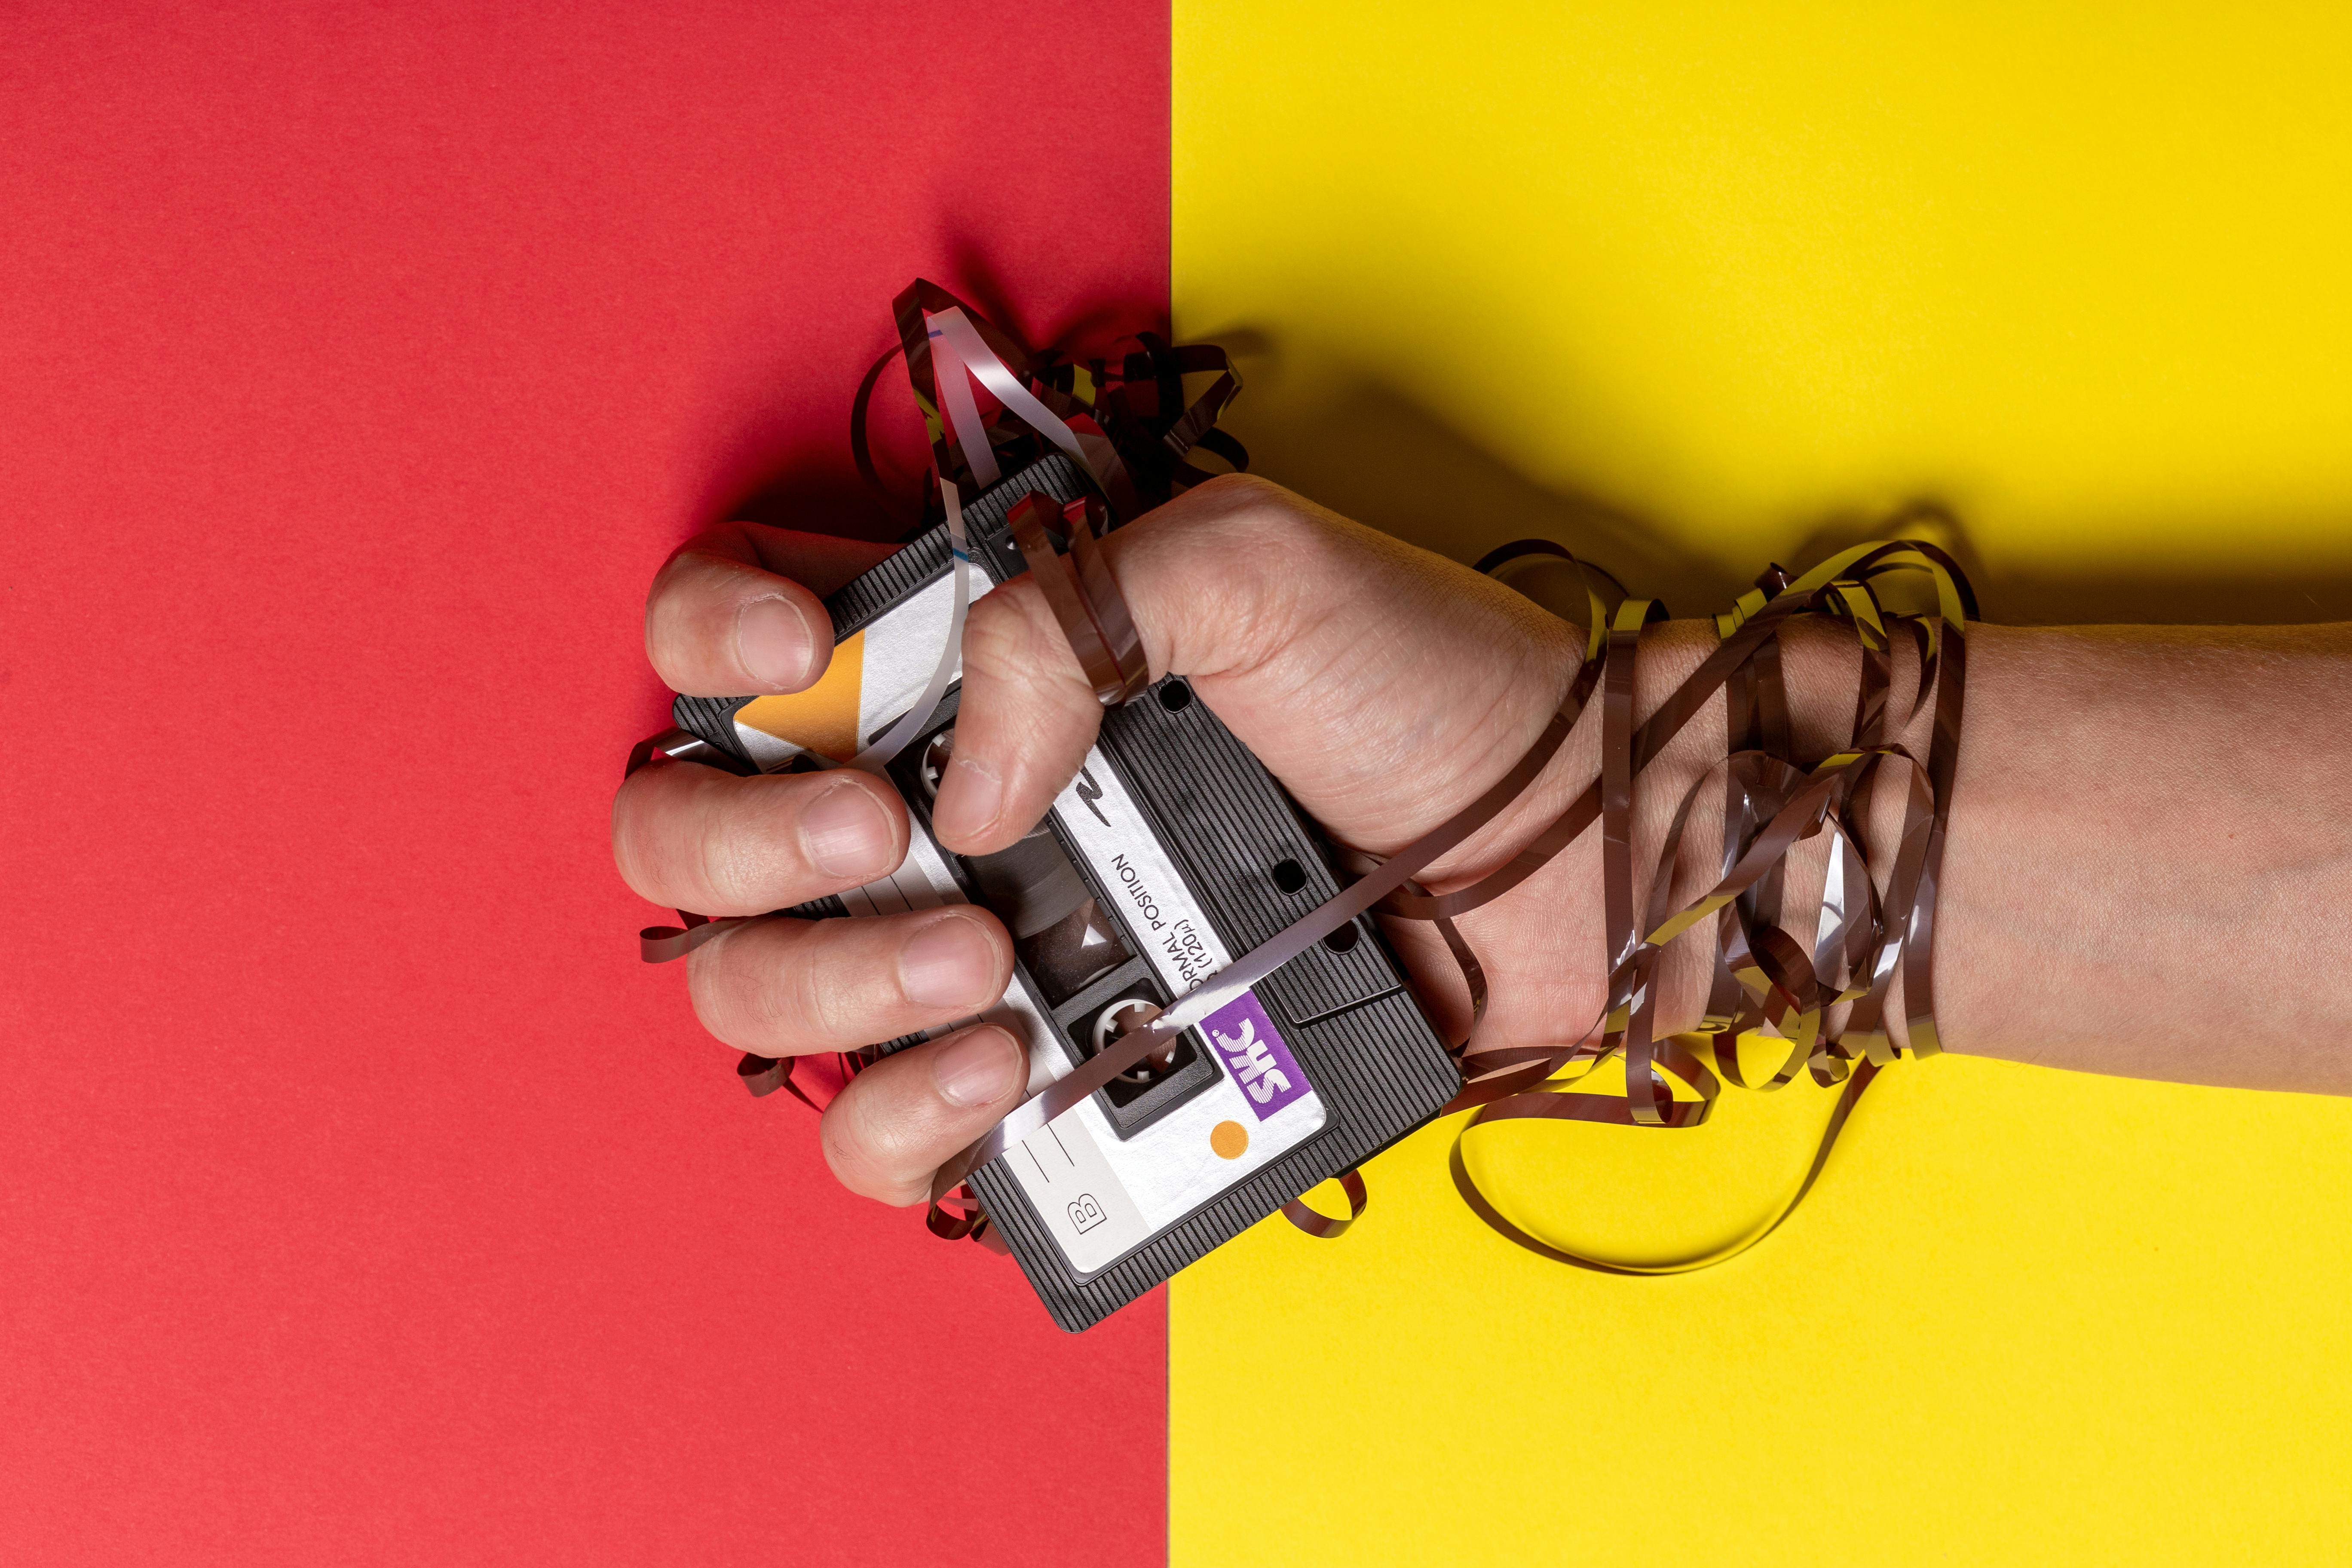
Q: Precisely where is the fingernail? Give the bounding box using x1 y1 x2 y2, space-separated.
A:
930 756 1004 845
899 913 1001 1009
799 782 895 880
736 596 817 691
933 1027 1025 1108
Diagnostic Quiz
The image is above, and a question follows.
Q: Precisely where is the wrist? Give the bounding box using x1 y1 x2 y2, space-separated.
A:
1419 609 1933 1050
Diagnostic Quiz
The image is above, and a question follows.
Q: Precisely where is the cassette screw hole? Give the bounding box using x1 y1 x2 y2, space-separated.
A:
1157 679 1194 713
1321 923 1361 955
1271 858 1308 894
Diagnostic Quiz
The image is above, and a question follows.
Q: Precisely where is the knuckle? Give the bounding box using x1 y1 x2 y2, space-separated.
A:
638 769 871 918
1182 475 1328 566
751 937 819 1042
958 586 1028 671
687 790 761 911
761 925 865 1046
1187 469 1288 514
683 920 820 1051
1121 484 1338 679
962 586 1094 714
684 917 911 1057
961 581 1060 678
1228 486 1335 569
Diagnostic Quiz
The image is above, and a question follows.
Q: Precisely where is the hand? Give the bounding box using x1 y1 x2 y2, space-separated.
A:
612 475 1711 1207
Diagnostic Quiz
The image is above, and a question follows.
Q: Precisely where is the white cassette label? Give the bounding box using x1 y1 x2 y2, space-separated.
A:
1026 747 1329 1275
795 706 1333 1280
1010 1117 1151 1273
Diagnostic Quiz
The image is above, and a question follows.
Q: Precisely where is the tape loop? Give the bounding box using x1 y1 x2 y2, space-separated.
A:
1280 1169 1369 1239
629 284 1974 1286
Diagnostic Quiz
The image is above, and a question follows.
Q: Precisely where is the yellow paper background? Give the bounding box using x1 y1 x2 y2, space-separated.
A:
1170 6 2352 1563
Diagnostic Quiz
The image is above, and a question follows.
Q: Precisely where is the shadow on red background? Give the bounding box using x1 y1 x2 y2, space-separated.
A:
0 4 1170 1564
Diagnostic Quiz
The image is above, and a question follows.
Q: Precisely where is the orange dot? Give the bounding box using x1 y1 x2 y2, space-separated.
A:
1210 1120 1249 1159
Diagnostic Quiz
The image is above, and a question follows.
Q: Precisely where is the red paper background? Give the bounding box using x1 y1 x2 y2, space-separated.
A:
0 5 1169 1563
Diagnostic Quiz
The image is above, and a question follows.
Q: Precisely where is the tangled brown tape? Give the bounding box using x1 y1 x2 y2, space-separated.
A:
634 283 1973 1275
1418 537 1970 1270
981 519 1971 1270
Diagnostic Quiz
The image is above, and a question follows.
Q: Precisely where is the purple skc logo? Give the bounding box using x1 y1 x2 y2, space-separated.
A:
1201 992 1311 1120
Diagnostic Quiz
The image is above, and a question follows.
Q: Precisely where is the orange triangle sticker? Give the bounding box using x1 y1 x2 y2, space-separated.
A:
733 628 866 762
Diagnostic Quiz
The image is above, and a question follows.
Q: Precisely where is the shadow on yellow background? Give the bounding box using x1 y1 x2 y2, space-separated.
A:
1172 5 2352 1564
1212 335 2352 625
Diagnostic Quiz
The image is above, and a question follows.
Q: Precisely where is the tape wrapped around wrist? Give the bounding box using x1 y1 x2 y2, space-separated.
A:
631 282 1974 1274
938 520 1972 1270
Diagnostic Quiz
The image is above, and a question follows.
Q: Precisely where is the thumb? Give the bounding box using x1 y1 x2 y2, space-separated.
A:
933 474 1580 859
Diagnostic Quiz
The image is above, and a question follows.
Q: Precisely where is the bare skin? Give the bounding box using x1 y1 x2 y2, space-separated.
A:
612 475 2352 1206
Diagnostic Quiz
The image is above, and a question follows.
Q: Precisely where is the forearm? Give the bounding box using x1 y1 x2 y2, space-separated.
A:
1656 617 2352 1091
1932 623 2352 1091
1424 609 2352 1094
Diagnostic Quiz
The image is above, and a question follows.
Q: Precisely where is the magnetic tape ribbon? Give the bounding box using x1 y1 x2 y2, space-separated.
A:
632 283 1975 1274
1388 539 1971 1271
849 282 1245 521
920 531 1974 1268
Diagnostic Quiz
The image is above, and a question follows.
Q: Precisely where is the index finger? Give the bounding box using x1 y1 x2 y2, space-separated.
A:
645 522 895 697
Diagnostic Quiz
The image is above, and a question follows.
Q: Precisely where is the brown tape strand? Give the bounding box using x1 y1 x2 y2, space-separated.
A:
1280 1169 1369 1240
912 520 1970 1270
1430 543 1969 1274
631 284 1974 1281
1003 525 1966 1271
1445 1060 1879 1276
917 526 1971 1271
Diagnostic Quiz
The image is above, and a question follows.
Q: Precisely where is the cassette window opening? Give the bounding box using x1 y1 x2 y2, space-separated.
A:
890 712 1223 1137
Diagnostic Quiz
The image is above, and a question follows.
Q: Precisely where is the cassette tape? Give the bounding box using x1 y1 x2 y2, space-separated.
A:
668 454 1461 1330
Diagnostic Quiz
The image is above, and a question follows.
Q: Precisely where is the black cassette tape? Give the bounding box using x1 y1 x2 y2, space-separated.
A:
669 455 1461 1330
